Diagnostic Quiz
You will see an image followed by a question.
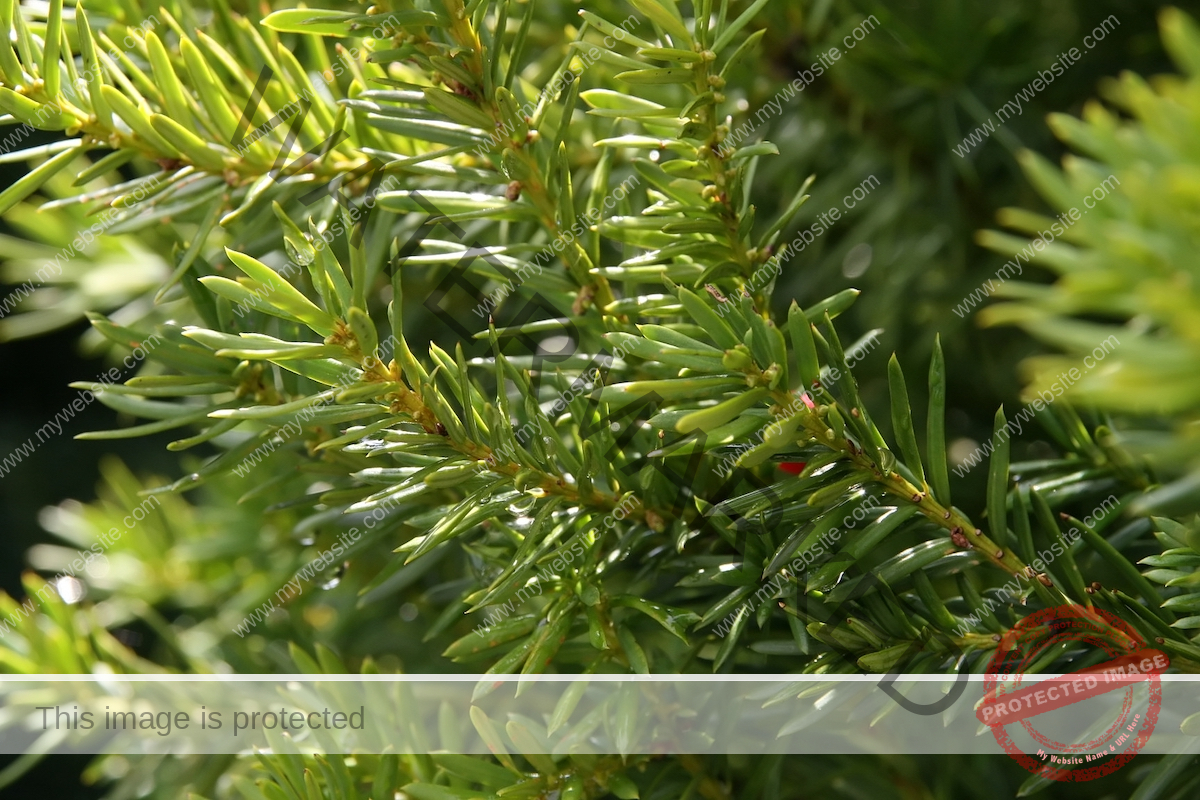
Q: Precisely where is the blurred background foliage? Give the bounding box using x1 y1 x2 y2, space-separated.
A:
3 0 1200 797
746 0 1180 509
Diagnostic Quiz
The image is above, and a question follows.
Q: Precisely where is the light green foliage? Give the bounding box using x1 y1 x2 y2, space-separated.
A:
980 7 1200 516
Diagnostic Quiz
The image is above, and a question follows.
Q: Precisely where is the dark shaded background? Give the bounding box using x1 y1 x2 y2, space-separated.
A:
0 322 177 600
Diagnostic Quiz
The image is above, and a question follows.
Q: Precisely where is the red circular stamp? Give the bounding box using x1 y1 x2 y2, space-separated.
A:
976 605 1167 781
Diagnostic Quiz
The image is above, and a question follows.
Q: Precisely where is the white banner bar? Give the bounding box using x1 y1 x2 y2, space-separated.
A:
2 675 1197 757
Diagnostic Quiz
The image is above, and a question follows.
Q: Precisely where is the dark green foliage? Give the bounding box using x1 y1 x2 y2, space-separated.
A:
1 0 1198 797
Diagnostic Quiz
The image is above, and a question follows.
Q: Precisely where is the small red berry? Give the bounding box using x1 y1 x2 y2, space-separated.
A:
779 462 806 475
